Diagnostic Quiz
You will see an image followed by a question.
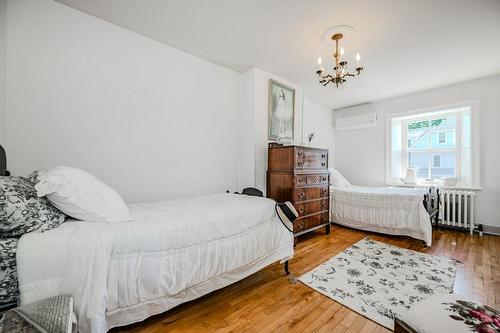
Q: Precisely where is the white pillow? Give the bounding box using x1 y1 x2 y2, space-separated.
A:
31 166 131 222
330 168 351 188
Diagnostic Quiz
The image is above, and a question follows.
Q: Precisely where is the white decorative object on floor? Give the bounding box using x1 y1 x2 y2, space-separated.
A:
299 238 458 329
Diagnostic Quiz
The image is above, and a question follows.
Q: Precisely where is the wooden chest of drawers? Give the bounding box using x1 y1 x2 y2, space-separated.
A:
267 145 330 244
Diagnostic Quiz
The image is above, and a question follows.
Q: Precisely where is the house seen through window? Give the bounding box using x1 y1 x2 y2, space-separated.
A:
387 103 479 188
406 116 456 180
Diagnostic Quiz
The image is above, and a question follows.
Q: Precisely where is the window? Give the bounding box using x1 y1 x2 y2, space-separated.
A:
438 131 447 144
433 155 441 168
386 103 480 188
405 116 456 180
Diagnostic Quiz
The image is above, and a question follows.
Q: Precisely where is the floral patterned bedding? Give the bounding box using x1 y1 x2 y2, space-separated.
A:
0 176 66 307
0 177 65 238
0 238 19 306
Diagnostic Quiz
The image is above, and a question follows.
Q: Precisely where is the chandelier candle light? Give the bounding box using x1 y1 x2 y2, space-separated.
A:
316 33 364 88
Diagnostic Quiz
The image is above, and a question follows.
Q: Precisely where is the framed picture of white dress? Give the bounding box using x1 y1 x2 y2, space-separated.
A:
268 79 295 141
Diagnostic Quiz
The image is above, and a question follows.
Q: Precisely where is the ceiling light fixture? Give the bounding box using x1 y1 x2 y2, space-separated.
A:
316 33 364 88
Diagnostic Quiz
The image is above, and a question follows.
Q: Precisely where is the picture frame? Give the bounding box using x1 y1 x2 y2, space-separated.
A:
268 79 295 141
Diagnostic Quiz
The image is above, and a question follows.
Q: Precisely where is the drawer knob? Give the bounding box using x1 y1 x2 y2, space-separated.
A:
321 216 328 222
321 162 326 167
297 161 303 166
298 208 304 214
321 202 327 208
298 192 305 199
298 221 305 229
321 153 326 158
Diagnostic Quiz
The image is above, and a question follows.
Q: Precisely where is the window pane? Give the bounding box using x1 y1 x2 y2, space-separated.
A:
438 132 446 143
431 151 456 179
430 117 456 148
407 120 429 149
433 155 441 167
408 151 430 178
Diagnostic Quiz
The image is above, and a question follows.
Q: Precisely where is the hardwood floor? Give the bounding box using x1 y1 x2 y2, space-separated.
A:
113 225 500 333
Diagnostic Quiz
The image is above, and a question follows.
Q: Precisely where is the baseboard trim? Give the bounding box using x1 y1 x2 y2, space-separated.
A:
482 224 500 236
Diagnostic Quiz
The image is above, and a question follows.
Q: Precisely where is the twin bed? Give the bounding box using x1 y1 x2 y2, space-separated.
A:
16 193 293 332
331 185 438 246
329 169 439 246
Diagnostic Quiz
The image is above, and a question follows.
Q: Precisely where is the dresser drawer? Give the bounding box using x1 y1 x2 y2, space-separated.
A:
294 173 329 187
293 186 329 202
319 198 329 211
294 175 308 186
306 174 329 186
294 199 329 217
294 212 329 233
295 148 328 170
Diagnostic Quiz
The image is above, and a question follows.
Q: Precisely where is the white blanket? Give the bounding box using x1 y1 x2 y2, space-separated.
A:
331 186 432 246
16 194 293 332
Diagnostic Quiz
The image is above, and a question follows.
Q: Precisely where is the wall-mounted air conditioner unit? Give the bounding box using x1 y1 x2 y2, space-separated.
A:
335 112 377 131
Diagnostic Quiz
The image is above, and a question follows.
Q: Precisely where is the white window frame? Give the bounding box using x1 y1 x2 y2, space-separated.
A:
402 112 460 181
385 100 481 189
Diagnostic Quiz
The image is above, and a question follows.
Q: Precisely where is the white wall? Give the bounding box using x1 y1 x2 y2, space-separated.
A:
5 0 241 203
239 67 304 193
302 99 335 167
334 74 500 228
0 0 6 145
3 0 336 202
236 69 257 190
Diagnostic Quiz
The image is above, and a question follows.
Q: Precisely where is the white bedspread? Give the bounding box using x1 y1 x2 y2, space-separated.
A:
331 186 432 246
16 194 293 333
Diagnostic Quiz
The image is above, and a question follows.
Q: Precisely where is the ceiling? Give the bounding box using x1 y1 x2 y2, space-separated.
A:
56 0 500 109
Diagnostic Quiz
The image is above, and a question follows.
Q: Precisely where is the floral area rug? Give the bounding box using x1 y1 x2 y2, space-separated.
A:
298 238 458 329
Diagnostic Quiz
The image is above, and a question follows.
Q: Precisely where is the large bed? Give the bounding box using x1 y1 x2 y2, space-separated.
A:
15 193 294 333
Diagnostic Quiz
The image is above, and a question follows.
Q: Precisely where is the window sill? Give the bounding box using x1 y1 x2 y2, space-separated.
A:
386 182 482 191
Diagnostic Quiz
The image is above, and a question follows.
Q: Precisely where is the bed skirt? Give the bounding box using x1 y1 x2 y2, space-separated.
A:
104 243 293 330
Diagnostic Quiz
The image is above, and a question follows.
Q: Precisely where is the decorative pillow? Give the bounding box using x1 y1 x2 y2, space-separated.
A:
330 168 352 187
30 166 131 222
0 177 65 238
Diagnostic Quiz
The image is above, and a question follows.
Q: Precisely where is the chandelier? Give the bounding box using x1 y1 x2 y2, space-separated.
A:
316 33 364 88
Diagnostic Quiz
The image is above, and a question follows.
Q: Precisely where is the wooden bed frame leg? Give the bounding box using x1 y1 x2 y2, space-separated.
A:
284 261 289 275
